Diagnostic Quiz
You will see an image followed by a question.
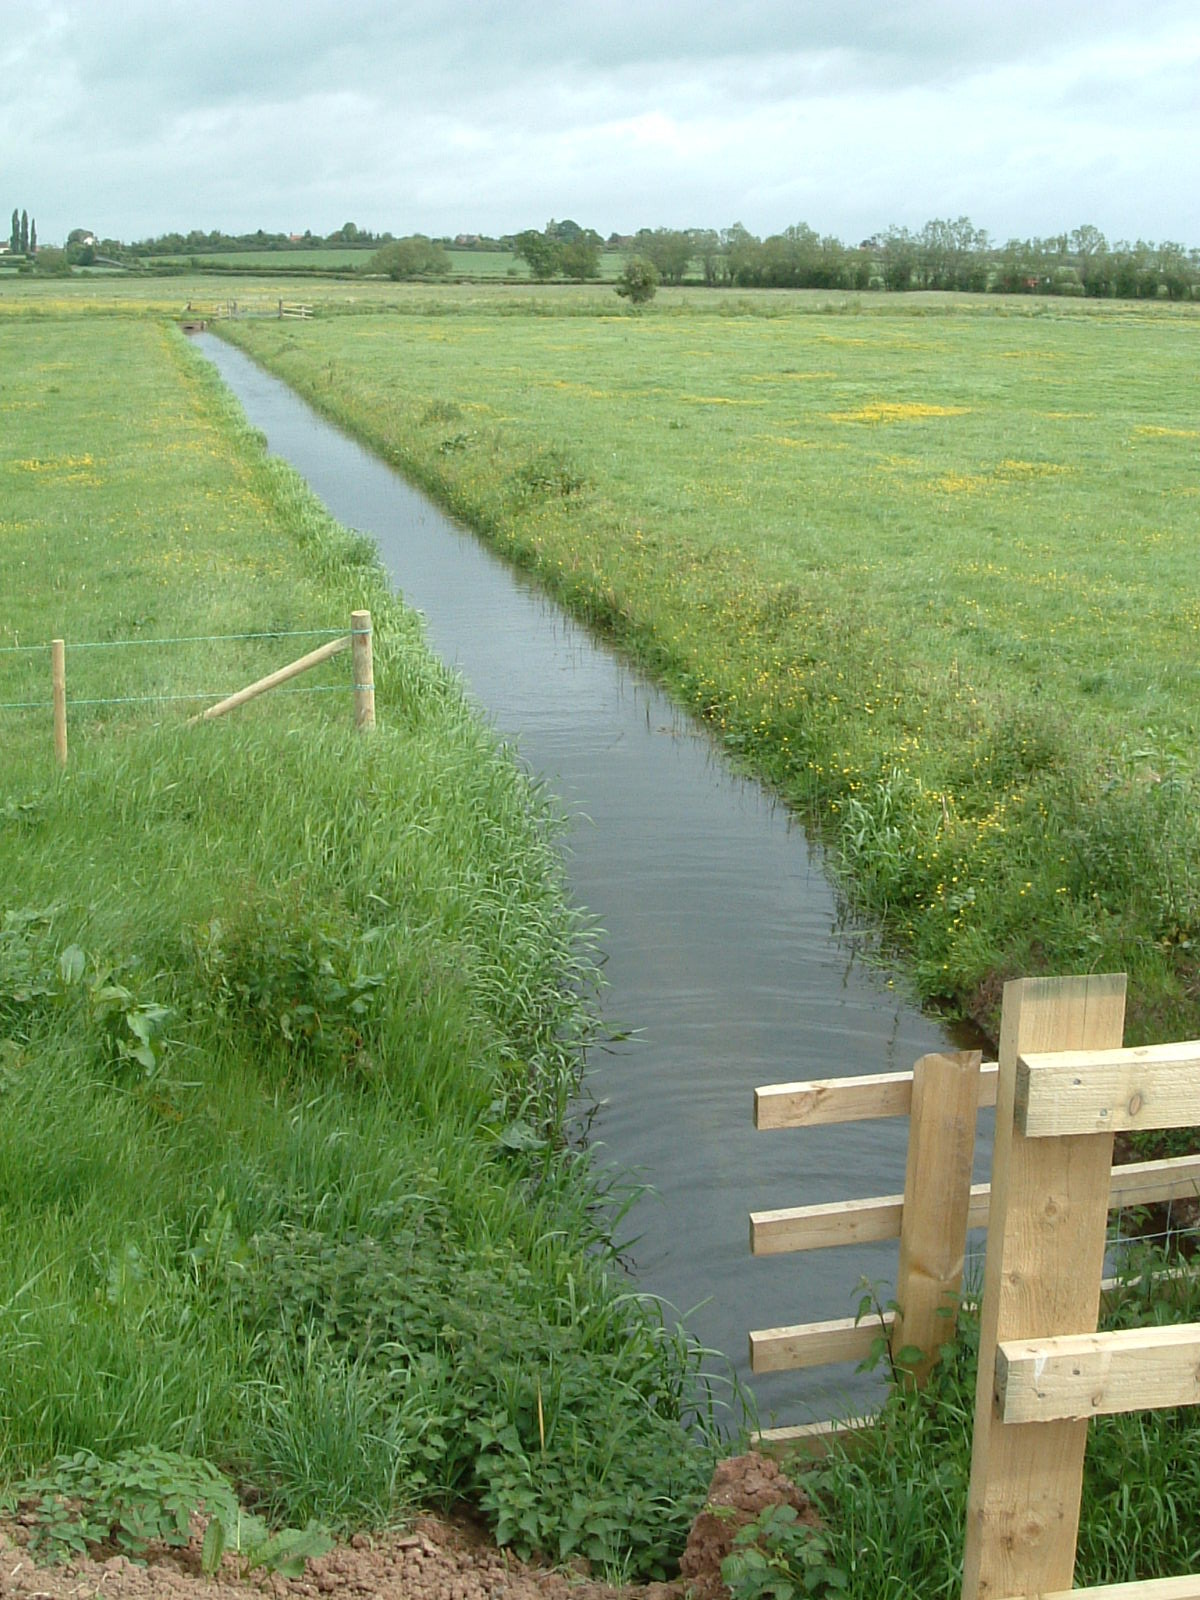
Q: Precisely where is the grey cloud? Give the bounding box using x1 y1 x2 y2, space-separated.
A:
2 0 1197 244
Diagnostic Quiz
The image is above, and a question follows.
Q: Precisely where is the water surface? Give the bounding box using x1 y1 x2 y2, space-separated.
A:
197 334 983 1424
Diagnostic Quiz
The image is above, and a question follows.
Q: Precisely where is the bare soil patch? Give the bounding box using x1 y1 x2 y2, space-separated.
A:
0 1455 814 1600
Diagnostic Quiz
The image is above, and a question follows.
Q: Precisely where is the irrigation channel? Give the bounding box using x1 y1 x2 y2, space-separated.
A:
197 333 986 1427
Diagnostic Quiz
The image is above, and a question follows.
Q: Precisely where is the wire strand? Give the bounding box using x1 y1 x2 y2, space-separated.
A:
0 684 354 711
0 627 349 655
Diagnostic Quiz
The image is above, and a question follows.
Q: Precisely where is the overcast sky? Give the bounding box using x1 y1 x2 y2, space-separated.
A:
4 0 1198 247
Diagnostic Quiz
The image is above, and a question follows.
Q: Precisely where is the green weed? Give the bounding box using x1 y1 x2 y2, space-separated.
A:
6 1446 332 1576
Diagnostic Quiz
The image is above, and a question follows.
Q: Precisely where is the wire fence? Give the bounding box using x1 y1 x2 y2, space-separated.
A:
0 628 345 656
1 615 376 758
1 684 354 711
0 627 358 711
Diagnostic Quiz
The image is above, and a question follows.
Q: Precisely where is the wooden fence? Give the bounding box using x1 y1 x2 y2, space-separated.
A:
190 609 374 730
210 298 312 320
962 974 1200 1600
749 979 1200 1461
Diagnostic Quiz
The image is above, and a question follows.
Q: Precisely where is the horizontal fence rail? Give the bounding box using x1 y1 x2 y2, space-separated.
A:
1017 1040 1200 1136
749 1155 1200 1260
755 1060 999 1129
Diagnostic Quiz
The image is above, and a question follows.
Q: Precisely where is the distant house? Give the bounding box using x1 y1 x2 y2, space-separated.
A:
0 242 9 255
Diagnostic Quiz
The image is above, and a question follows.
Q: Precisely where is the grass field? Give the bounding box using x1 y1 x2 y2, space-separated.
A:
0 311 719 1574
217 288 1200 1043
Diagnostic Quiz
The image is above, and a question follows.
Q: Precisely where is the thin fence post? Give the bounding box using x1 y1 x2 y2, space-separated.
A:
961 974 1126 1600
891 1049 981 1386
351 610 375 731
51 638 67 767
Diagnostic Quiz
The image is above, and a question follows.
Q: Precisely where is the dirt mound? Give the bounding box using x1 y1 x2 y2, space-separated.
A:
678 1452 820 1600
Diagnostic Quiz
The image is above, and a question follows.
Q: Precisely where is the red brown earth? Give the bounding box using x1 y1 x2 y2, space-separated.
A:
0 1454 816 1600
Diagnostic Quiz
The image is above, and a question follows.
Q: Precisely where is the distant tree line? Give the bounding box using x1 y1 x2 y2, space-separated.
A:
130 222 394 256
364 235 451 279
625 218 1200 300
512 219 604 282
39 213 1200 301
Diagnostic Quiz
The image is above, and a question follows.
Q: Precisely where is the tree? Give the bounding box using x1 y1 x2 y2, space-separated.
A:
19 209 28 254
559 235 601 281
31 246 70 276
1067 225 1110 297
877 227 916 290
692 228 728 286
364 236 450 279
29 219 36 254
916 217 987 290
10 210 18 254
725 223 763 286
1157 241 1193 301
635 227 692 285
614 256 659 306
513 228 561 281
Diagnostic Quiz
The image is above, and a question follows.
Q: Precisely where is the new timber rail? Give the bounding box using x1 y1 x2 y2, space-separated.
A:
749 985 1200 1458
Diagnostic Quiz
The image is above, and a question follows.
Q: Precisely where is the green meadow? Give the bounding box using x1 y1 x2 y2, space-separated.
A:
4 279 1200 1596
0 312 718 1574
220 288 1200 1042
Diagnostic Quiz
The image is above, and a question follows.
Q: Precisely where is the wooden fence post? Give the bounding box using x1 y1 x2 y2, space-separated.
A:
961 974 1126 1600
51 638 67 767
351 610 375 731
891 1049 982 1385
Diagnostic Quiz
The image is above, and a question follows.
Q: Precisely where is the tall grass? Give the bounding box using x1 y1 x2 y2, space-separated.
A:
0 313 722 1575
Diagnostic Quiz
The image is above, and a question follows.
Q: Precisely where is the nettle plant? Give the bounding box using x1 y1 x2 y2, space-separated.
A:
0 911 172 1076
5 1448 330 1577
57 944 174 1076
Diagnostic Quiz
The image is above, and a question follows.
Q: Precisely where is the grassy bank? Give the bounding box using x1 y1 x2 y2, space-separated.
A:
0 313 719 1575
218 290 1200 1042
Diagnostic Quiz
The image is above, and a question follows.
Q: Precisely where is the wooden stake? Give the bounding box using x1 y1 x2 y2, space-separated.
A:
892 1049 982 1386
351 609 375 731
51 638 67 767
961 974 1126 1600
